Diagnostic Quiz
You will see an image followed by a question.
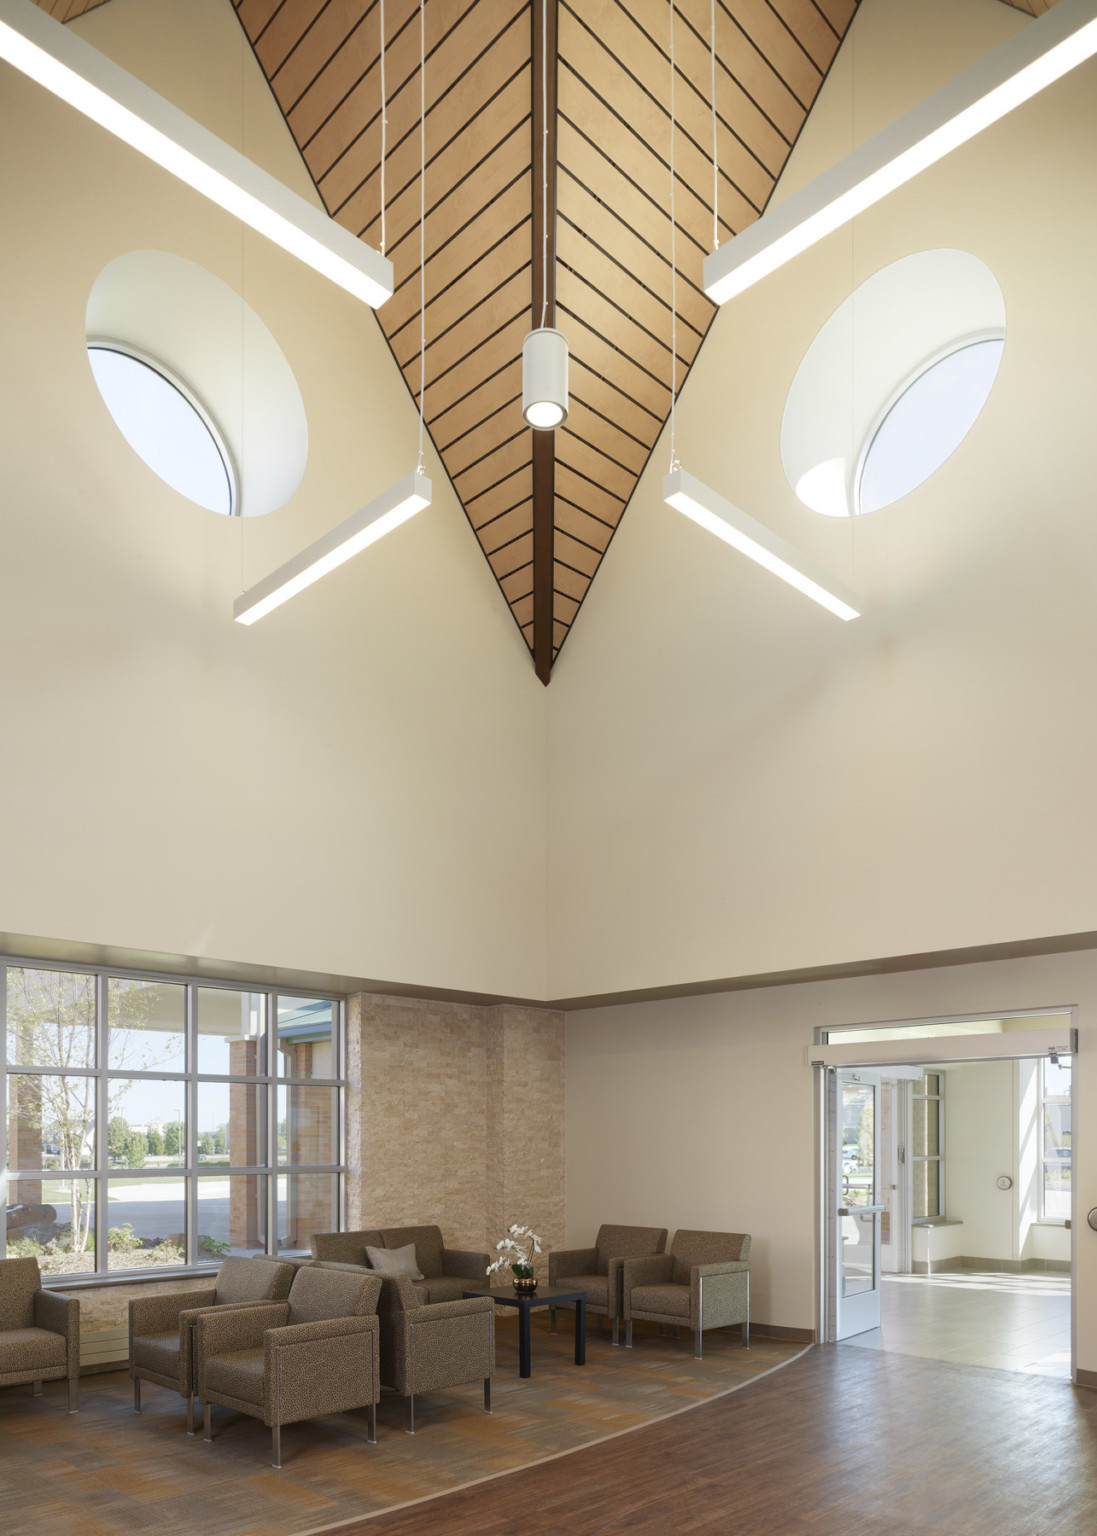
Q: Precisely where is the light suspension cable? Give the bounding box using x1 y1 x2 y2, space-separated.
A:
379 0 387 254
709 0 719 251
668 0 678 473
522 0 568 429
417 0 426 470
540 0 549 327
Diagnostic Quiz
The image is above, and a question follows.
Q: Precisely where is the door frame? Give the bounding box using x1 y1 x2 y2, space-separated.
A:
813 1005 1077 1380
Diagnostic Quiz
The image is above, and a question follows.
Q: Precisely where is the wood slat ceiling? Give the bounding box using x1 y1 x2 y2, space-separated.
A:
40 0 1056 676
225 0 859 678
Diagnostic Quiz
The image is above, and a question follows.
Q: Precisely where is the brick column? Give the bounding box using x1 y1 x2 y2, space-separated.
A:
228 1039 262 1250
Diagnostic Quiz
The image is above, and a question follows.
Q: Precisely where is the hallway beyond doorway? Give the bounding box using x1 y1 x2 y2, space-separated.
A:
841 1269 1070 1378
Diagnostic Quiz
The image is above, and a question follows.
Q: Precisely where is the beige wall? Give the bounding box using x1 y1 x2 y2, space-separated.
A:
347 994 564 1267
546 0 1097 1000
0 0 548 1001
564 947 1092 1368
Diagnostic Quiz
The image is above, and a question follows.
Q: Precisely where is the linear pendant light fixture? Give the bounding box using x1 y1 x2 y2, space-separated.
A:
703 0 1097 306
664 469 861 621
235 2 430 627
0 0 393 308
234 472 432 625
522 0 568 429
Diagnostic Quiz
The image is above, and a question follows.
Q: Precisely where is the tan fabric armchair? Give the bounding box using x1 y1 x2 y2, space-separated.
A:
622 1230 750 1358
0 1256 80 1412
310 1224 490 1304
374 1272 494 1434
549 1224 668 1346
195 1264 382 1468
129 1254 294 1432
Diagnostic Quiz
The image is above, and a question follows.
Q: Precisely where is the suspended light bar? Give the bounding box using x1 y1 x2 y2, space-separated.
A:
664 468 861 621
704 0 1097 306
0 0 393 309
234 472 431 625
522 327 569 429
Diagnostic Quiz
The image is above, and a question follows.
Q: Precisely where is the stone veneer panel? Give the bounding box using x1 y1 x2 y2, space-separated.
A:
56 1275 220 1333
346 993 564 1271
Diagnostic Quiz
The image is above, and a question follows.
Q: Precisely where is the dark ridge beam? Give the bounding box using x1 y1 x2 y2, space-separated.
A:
531 0 558 686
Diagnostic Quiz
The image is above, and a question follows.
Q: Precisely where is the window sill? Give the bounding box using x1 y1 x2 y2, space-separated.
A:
43 1266 220 1291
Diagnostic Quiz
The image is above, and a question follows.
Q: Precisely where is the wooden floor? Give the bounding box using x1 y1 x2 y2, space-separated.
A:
323 1346 1097 1536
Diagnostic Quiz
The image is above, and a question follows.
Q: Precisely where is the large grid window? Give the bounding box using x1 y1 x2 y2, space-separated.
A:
2 963 343 1280
912 1072 944 1220
1039 1057 1071 1223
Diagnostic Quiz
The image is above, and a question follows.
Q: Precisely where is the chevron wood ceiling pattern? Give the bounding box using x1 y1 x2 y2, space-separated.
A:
32 0 110 17
225 0 859 678
39 0 1053 676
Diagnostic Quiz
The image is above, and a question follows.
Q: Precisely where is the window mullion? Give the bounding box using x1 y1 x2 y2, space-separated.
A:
186 983 197 1267
0 964 7 1262
95 974 109 1275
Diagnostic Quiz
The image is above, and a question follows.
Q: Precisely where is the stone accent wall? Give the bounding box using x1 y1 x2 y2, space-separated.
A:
56 1275 219 1333
346 994 564 1272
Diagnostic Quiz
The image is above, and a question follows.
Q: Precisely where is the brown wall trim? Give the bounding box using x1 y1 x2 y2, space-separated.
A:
5 928 1097 1014
1077 1368 1097 1391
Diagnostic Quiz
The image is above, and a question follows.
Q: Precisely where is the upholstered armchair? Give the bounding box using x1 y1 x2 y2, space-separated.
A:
0 1256 80 1412
195 1264 382 1468
374 1272 494 1433
549 1224 668 1346
129 1254 294 1432
622 1230 750 1358
310 1224 490 1304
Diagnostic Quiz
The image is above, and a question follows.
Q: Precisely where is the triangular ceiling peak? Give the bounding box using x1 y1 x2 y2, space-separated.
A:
39 0 1059 675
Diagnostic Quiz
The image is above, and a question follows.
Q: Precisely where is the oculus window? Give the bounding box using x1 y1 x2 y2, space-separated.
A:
782 249 1006 519
88 343 236 516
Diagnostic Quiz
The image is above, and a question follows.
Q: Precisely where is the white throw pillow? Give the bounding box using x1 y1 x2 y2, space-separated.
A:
365 1242 424 1281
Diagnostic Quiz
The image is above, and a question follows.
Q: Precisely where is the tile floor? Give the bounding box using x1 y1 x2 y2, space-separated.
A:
841 1268 1072 1377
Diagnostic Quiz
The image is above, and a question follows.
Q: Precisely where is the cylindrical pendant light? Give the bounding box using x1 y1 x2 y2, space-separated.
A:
523 0 567 431
523 327 568 428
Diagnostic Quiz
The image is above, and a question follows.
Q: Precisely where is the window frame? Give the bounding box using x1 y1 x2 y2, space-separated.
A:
910 1071 945 1224
1 956 345 1285
87 337 240 517
1038 1055 1071 1226
852 328 1006 518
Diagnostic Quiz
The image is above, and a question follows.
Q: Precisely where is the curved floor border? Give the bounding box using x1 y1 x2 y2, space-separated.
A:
297 1342 814 1536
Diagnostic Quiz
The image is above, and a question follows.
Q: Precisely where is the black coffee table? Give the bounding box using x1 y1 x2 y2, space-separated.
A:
462 1285 587 1378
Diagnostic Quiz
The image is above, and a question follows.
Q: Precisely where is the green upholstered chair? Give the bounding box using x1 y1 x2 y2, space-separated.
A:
129 1254 294 1432
621 1229 750 1358
548 1224 668 1345
0 1255 80 1412
373 1271 494 1434
195 1263 383 1468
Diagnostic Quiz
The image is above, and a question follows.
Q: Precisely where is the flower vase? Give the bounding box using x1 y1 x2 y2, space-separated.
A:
513 1275 537 1296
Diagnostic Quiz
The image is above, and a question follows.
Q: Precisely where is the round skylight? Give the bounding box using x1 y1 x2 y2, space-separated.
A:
88 343 235 516
781 250 1006 519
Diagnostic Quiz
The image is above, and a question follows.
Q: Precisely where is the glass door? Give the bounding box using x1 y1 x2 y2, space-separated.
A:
827 1068 884 1340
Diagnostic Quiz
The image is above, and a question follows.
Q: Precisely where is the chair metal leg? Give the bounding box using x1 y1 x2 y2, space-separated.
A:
694 1329 703 1360
612 1317 619 1346
743 1276 750 1348
549 1307 557 1335
673 1325 680 1340
32 1380 43 1397
405 1394 415 1435
203 1404 212 1443
186 1395 195 1435
272 1423 281 1470
484 1377 492 1414
625 1321 633 1348
367 1402 377 1445
133 1377 141 1412
68 1378 79 1413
